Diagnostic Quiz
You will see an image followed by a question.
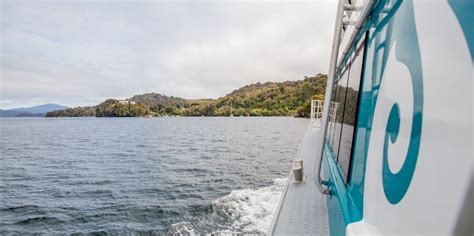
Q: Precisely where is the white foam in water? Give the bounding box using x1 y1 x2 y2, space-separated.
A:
211 178 287 233
169 178 288 235
168 222 196 234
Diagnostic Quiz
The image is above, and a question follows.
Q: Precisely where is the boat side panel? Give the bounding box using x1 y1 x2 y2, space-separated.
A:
324 0 473 235
347 0 473 234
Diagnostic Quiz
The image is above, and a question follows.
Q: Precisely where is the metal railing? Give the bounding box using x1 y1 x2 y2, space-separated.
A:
329 102 339 123
309 100 324 129
313 0 346 196
313 0 375 196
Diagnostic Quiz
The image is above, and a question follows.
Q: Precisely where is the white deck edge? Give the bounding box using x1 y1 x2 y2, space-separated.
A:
267 128 311 235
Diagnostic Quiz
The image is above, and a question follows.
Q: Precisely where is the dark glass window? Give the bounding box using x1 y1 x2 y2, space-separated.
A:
330 84 340 152
324 36 365 182
326 85 337 150
333 69 349 158
338 40 364 180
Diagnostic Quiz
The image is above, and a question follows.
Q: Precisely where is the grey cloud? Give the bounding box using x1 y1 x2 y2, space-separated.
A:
0 1 336 108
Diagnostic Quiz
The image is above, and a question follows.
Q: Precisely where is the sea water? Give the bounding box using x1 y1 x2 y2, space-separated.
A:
0 117 308 234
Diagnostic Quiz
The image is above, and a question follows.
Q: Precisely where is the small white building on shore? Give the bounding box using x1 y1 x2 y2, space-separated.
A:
118 100 136 105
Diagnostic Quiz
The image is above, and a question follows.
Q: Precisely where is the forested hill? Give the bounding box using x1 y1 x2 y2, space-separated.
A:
213 74 327 117
129 93 186 108
46 74 327 117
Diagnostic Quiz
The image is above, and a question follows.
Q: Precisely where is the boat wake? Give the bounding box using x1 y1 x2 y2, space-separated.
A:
168 178 287 235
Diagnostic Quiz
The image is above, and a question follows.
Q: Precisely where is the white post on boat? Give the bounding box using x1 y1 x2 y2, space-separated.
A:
293 159 304 183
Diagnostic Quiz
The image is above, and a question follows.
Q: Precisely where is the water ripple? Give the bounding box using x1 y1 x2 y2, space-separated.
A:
0 117 307 234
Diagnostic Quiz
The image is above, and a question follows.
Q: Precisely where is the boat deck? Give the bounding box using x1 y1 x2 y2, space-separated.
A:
269 126 329 235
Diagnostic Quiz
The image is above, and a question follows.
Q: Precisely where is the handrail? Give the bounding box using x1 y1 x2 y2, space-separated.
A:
337 0 376 69
315 0 375 196
313 0 346 195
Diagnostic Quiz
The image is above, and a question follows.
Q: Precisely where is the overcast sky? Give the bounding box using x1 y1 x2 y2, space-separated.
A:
0 0 336 109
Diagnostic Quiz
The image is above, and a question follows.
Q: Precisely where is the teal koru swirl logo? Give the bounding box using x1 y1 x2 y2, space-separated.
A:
382 101 422 204
380 0 424 205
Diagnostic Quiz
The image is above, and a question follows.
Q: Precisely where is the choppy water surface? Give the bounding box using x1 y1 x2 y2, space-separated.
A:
0 117 308 235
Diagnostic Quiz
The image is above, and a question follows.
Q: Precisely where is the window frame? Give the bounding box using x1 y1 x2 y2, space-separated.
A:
329 66 348 158
324 35 367 185
326 84 336 150
344 37 367 185
333 68 350 161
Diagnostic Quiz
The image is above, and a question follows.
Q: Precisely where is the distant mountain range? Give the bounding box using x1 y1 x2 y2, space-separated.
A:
0 104 69 117
4 74 328 118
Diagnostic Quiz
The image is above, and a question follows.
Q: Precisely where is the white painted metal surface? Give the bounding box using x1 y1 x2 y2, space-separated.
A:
347 1 473 234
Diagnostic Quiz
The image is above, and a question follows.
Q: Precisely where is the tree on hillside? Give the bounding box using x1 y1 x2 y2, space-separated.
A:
46 74 327 118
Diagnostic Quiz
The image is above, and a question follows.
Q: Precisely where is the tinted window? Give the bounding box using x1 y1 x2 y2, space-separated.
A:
330 85 340 151
326 85 337 150
332 69 349 157
338 41 364 180
323 37 365 182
